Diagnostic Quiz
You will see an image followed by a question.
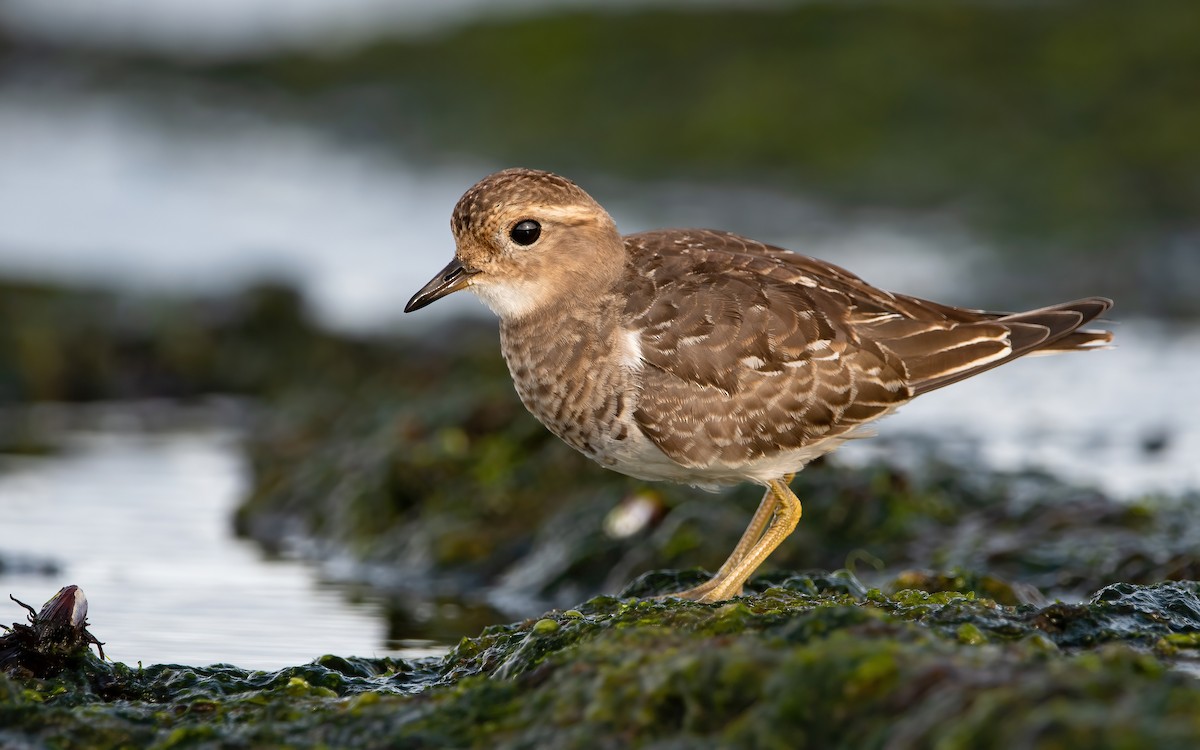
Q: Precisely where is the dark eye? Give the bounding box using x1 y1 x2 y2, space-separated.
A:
510 219 541 246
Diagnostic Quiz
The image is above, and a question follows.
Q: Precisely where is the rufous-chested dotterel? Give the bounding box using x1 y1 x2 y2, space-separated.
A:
405 168 1113 603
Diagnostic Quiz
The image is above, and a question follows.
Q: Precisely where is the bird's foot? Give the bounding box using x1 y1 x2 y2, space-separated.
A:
654 577 744 603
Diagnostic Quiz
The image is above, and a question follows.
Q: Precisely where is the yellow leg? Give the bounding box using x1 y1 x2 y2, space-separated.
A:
660 475 801 602
664 485 780 600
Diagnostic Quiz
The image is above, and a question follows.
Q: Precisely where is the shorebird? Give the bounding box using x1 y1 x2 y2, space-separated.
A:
405 168 1113 603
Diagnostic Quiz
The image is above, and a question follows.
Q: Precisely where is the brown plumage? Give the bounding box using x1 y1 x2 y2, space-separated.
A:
406 168 1113 602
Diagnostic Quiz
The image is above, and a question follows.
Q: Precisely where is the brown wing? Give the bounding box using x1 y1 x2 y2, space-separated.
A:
622 229 1112 469
623 231 911 469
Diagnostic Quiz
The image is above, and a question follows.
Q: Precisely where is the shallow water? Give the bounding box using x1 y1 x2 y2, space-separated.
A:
0 430 445 670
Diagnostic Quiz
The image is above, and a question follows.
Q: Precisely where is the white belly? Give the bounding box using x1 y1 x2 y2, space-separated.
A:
591 412 886 490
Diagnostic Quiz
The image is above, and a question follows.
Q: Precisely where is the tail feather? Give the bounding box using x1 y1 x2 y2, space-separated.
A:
909 297 1113 396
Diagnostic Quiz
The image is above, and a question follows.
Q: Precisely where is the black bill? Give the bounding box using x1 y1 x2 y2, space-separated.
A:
405 258 475 313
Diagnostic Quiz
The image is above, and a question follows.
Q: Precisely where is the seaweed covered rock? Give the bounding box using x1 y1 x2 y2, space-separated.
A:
4 575 1200 748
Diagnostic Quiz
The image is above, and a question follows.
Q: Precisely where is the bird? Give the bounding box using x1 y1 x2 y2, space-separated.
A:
405 168 1113 603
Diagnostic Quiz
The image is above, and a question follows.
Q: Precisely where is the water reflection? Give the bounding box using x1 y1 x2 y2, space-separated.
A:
0 429 447 669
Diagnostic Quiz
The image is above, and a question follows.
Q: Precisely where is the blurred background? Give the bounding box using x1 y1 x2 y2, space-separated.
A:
0 0 1197 669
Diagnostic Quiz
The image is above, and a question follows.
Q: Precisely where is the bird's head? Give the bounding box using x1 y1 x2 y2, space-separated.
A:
405 168 624 319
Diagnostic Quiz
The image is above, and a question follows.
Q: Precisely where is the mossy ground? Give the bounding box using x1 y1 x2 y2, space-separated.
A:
5 574 1200 748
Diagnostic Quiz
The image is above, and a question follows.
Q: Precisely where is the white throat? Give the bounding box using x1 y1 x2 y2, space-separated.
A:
470 278 552 320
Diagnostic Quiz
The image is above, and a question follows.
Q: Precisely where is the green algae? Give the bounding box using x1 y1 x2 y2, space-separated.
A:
5 574 1200 748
